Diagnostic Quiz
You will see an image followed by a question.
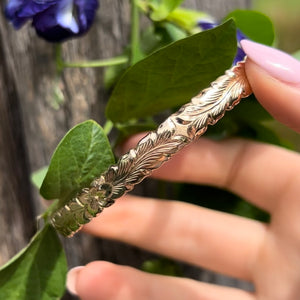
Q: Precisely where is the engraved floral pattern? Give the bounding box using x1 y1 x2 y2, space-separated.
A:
51 60 252 237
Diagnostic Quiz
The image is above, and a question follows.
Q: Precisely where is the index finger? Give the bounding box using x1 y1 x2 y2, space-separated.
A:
242 40 300 132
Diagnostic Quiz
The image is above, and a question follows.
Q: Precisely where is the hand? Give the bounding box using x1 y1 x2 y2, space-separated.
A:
66 40 300 300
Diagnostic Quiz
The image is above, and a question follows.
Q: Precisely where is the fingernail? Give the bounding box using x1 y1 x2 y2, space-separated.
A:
66 266 84 295
241 39 300 84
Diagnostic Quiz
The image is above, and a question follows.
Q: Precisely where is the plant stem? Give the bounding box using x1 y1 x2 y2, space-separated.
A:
103 120 114 136
55 44 128 70
62 56 129 68
130 0 141 65
55 44 64 73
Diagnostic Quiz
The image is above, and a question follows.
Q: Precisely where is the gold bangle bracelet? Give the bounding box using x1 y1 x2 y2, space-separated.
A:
50 59 252 237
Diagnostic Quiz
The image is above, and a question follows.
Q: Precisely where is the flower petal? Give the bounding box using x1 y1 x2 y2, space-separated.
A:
74 0 99 33
198 20 217 30
35 25 77 42
233 47 246 65
56 0 79 33
32 4 73 42
5 0 30 28
5 0 56 28
5 0 24 17
235 29 247 63
17 0 56 17
236 29 248 43
5 0 99 42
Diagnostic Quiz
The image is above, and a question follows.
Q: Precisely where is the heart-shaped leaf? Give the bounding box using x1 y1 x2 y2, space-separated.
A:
0 225 67 300
40 120 115 203
224 10 275 45
106 20 237 123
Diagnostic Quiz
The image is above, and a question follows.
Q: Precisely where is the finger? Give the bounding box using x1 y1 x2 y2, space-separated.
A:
245 61 300 132
241 40 300 132
68 261 255 300
122 135 300 213
84 195 266 280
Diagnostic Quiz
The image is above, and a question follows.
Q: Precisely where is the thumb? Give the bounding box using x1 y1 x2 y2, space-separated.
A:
241 40 300 132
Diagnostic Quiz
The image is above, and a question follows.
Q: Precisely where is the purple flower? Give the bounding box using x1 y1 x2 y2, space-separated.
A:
198 20 248 65
5 0 99 42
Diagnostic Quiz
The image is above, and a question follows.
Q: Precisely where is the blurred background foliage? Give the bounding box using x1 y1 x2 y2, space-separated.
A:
253 0 300 150
254 0 300 53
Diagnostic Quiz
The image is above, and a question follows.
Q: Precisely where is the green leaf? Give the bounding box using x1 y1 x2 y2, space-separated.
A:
224 10 275 45
105 21 188 89
31 166 49 189
0 225 67 300
104 54 130 89
106 20 237 123
204 96 273 140
231 95 273 122
149 0 184 21
233 199 270 222
243 122 285 146
140 22 187 55
117 121 157 136
115 120 157 146
141 258 182 276
40 120 115 203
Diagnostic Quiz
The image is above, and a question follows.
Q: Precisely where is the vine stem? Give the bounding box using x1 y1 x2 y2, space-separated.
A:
61 56 128 68
54 1 142 70
55 44 64 73
130 0 141 65
54 44 128 71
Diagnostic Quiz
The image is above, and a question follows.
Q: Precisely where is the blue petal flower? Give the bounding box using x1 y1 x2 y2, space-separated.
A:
197 20 216 31
56 0 79 33
5 0 99 42
5 0 55 28
198 20 248 64
16 0 56 17
75 0 99 33
32 3 77 42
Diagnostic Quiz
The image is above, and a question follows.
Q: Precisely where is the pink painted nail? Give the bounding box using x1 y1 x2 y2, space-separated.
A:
66 266 84 295
241 39 300 84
